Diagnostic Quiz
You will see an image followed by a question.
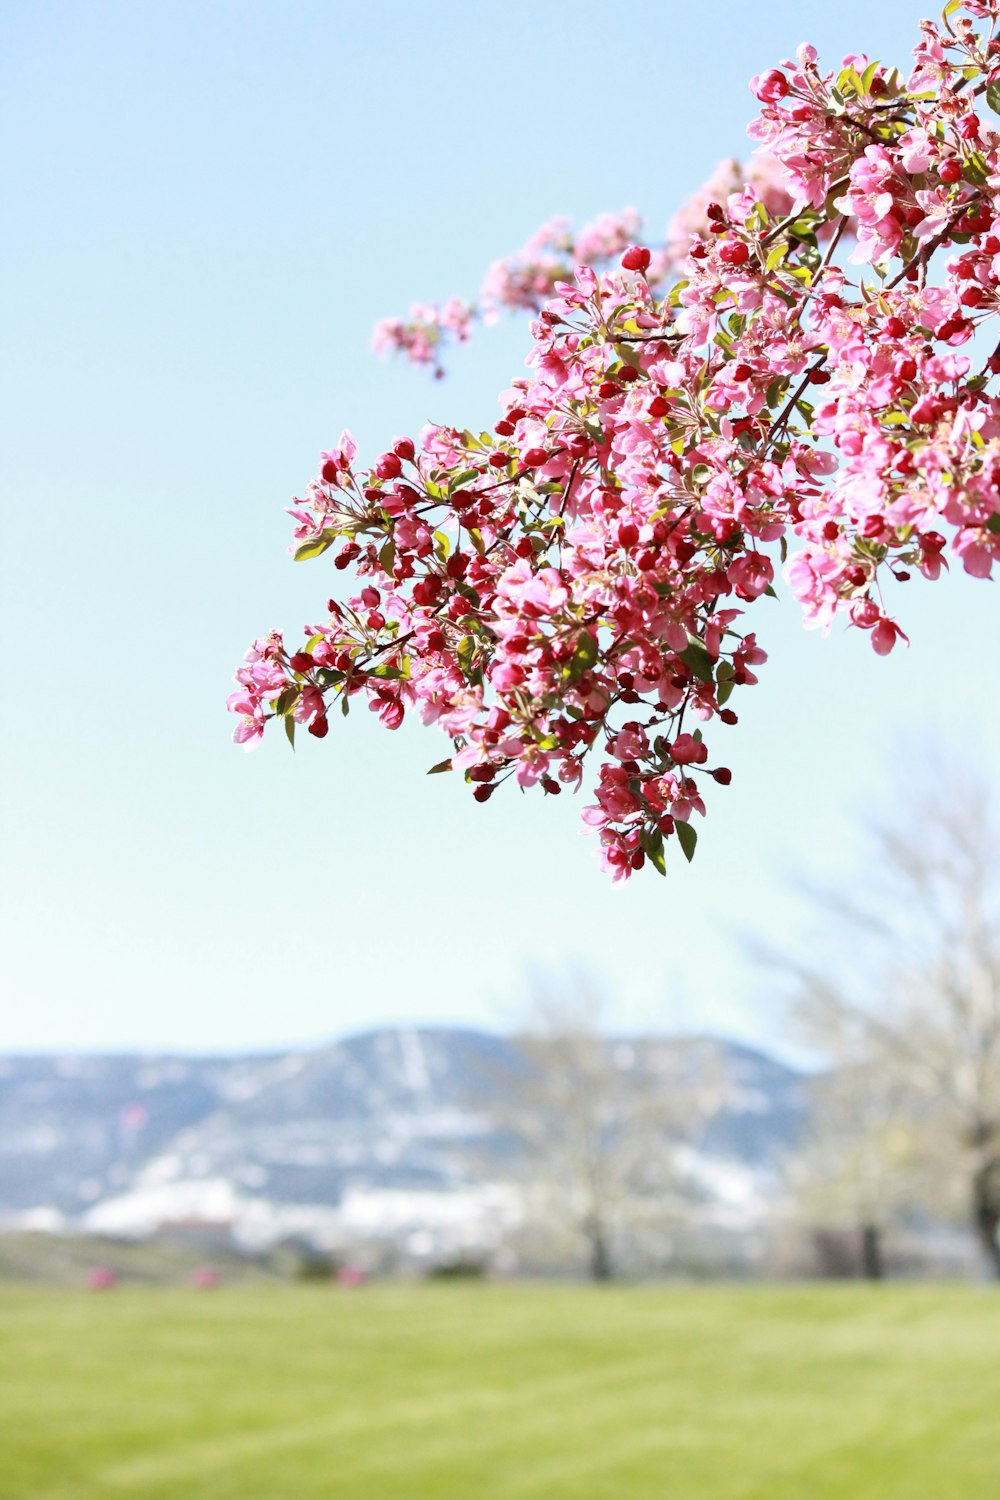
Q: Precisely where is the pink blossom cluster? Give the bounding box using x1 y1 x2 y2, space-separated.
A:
479 209 648 322
664 156 795 266
375 169 798 374
233 1 1000 880
376 210 649 370
371 298 473 379
480 209 646 321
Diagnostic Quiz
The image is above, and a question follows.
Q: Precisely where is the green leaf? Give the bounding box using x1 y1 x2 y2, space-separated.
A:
641 827 667 877
765 242 787 274
457 636 475 673
987 513 1000 535
448 468 480 494
987 81 1000 118
379 539 395 575
427 758 452 774
963 152 989 186
284 715 296 750
675 820 698 864
567 630 599 681
836 65 864 99
788 216 820 242
294 535 334 563
678 635 714 683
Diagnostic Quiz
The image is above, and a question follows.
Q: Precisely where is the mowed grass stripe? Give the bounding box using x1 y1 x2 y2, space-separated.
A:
1 1284 998 1500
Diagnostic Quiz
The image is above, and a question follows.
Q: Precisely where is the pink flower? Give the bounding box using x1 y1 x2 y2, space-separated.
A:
751 69 790 103
232 38 1000 880
670 734 708 767
495 561 570 618
871 616 908 655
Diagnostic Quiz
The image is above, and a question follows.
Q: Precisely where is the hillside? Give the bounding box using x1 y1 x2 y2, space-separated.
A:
0 1028 806 1263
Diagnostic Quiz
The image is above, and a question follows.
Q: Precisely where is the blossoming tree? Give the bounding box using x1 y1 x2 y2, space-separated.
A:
231 1 1000 881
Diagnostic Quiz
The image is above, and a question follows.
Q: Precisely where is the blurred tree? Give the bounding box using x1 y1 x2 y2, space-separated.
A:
788 1060 921 1279
488 981 718 1280
785 769 1000 1279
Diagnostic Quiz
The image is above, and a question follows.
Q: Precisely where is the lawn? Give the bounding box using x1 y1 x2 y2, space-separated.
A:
1 1282 997 1499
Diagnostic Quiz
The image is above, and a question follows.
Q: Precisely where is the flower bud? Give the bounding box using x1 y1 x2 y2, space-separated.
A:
719 240 751 267
375 452 402 480
621 245 652 273
751 69 789 103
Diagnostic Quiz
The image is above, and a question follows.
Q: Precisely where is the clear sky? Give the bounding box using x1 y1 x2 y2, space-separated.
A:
3 0 997 1056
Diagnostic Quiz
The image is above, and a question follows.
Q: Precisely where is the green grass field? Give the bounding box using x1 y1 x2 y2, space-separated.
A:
2 1282 998 1499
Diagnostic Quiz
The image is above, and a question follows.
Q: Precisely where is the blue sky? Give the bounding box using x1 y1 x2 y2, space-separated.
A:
3 0 996 1055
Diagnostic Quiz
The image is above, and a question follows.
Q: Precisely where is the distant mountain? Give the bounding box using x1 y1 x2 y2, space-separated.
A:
0 1028 807 1262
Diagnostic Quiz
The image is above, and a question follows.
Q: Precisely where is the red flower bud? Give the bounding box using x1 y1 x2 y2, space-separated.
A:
375 453 402 480
719 240 751 267
751 68 789 103
308 714 329 739
621 245 652 273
